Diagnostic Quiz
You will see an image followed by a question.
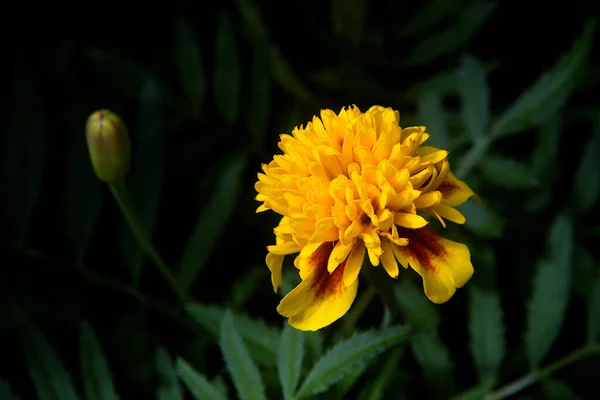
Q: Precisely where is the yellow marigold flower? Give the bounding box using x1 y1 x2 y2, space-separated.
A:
255 105 479 331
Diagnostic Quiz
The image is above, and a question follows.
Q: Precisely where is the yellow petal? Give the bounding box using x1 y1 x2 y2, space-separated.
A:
380 239 399 278
328 239 355 273
266 252 284 293
394 213 429 229
433 204 467 225
393 226 474 304
343 241 366 287
311 217 339 242
267 241 301 255
414 191 442 209
277 242 359 331
437 171 480 207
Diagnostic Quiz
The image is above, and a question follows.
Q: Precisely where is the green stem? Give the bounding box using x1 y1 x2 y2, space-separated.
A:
362 264 400 321
338 285 376 337
109 181 190 304
455 139 489 179
483 343 600 400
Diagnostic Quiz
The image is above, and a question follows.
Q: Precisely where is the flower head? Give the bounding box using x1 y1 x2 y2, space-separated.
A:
255 105 478 331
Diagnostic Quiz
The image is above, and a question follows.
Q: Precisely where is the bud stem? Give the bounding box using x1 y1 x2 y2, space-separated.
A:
109 180 190 304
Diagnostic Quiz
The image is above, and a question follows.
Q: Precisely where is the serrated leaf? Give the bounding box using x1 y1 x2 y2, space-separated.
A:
418 91 451 150
460 201 504 238
468 287 505 384
176 358 226 400
174 16 205 117
155 347 183 400
410 332 455 396
398 0 457 37
541 379 584 400
278 324 304 400
79 321 119 400
457 54 489 141
402 2 497 66
17 312 80 400
4 66 46 242
587 274 600 343
296 326 410 399
119 79 164 284
573 122 600 214
356 348 404 400
187 303 280 367
215 13 241 128
0 380 23 400
490 20 595 138
179 156 247 289
394 280 440 329
247 42 271 147
480 154 538 189
220 312 266 400
525 215 574 368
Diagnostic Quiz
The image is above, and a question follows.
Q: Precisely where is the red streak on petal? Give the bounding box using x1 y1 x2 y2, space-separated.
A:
396 226 447 272
308 242 346 300
437 180 458 199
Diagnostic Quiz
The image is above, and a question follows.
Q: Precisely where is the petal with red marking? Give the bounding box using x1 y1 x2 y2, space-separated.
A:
437 171 479 207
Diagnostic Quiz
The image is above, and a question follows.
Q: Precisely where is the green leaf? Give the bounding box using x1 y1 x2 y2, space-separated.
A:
480 154 538 189
460 201 504 239
402 2 497 66
588 274 600 343
247 42 271 147
295 326 410 399
119 79 164 284
573 122 600 214
278 324 304 400
187 304 280 367
541 379 584 400
410 332 455 396
174 15 205 117
176 358 226 400
525 214 574 368
220 312 266 400
489 20 595 138
179 156 247 289
230 267 268 311
418 91 451 150
394 280 440 329
452 382 494 400
18 312 80 400
457 54 489 141
572 244 597 298
4 67 46 242
215 13 241 128
155 347 183 400
468 287 505 384
79 321 119 400
398 0 457 37
356 348 404 400
0 380 23 400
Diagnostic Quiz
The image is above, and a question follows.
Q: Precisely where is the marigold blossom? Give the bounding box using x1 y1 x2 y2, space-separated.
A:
255 105 479 331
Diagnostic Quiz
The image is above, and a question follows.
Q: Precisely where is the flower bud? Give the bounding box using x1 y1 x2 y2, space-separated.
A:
86 110 131 183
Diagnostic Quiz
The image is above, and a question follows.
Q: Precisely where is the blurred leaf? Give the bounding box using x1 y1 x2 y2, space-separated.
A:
541 379 583 400
398 0 456 37
18 312 80 400
119 80 164 284
468 287 505 385
331 0 366 47
215 13 241 128
230 267 267 310
588 274 600 342
220 312 266 400
356 348 404 400
452 382 494 400
304 331 324 367
395 280 440 329
4 68 46 241
410 332 455 396
460 201 504 238
572 244 597 298
79 322 119 400
489 20 595 138
418 91 451 150
402 2 497 66
573 121 600 214
247 42 271 147
457 54 489 141
0 381 23 400
187 304 280 367
176 358 226 400
179 156 247 289
295 326 410 399
525 215 574 368
278 324 304 400
480 154 538 189
155 347 183 400
65 111 102 260
174 15 205 117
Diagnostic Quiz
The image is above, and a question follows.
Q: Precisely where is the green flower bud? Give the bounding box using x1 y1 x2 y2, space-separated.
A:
86 110 131 183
